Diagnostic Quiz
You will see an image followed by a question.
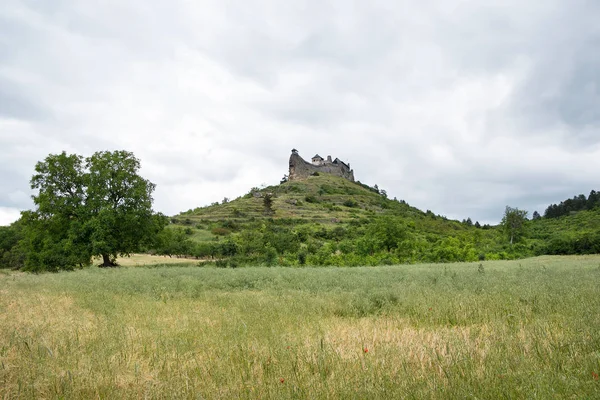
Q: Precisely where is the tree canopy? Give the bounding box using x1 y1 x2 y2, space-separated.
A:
22 150 167 271
544 190 600 218
501 206 528 245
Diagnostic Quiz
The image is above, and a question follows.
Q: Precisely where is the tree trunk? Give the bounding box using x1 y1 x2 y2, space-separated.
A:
100 253 117 267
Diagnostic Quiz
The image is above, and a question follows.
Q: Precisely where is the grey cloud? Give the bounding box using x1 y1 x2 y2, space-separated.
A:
1 0 600 226
0 79 49 121
524 45 600 132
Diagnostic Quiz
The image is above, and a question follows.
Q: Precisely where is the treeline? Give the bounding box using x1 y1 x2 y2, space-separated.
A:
157 216 527 268
541 231 600 255
544 190 600 218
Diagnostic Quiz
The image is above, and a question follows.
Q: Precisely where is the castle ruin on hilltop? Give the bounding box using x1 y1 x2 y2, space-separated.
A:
288 149 355 182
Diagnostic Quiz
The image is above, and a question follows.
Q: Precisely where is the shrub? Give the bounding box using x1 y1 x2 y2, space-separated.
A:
221 220 239 230
305 195 319 204
263 193 274 215
343 199 359 208
219 240 238 257
298 251 307 265
264 246 278 267
211 227 231 236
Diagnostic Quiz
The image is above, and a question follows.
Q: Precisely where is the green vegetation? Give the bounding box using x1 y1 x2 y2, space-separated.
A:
163 175 600 267
2 154 599 397
165 175 509 266
1 256 599 398
2 152 600 271
544 190 600 218
13 151 166 271
529 208 600 255
501 206 528 245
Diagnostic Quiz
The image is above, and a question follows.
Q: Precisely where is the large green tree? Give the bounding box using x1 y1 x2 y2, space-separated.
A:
501 206 528 245
24 150 167 270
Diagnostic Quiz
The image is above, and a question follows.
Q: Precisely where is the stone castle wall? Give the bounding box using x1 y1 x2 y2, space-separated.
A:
289 152 355 182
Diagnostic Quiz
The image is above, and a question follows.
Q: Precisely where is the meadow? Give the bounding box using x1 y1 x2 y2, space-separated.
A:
1 255 599 399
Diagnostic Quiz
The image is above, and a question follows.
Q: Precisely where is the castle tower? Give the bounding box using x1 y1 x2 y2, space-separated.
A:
311 154 324 166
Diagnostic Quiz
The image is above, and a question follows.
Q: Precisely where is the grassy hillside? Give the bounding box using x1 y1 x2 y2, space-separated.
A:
155 175 600 267
176 174 423 223
2 256 599 398
160 175 513 266
528 209 600 255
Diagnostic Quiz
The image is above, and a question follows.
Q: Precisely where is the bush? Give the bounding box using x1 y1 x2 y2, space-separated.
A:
343 199 359 208
264 246 278 267
305 195 319 204
211 227 231 236
219 240 238 257
298 251 307 266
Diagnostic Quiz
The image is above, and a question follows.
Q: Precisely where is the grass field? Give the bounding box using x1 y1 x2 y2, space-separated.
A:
1 256 599 399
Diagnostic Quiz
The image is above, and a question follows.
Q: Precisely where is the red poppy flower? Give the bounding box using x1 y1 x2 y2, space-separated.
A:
363 347 369 353
280 378 285 383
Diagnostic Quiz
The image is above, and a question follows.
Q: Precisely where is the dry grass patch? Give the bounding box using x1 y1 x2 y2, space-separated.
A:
101 254 200 266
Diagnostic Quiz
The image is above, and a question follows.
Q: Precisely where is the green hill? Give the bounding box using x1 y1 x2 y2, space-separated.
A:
158 175 600 267
528 209 600 255
176 174 420 223
4 171 598 269
161 175 515 266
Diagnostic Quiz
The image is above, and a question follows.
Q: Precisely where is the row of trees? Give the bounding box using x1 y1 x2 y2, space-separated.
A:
159 208 534 268
6 151 167 271
544 190 600 218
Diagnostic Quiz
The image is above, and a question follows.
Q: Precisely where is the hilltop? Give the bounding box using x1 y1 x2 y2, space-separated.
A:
172 173 483 237
177 174 419 223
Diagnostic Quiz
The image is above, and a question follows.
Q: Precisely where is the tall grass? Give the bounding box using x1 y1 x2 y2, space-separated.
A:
1 256 599 398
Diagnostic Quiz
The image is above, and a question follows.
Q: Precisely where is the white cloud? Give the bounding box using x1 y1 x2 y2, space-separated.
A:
0 207 21 226
1 0 599 226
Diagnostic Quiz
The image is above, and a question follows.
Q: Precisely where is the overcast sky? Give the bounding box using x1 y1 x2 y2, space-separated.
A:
1 0 599 226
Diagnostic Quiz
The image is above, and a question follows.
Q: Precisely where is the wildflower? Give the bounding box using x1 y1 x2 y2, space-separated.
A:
363 347 369 353
593 372 599 381
280 378 285 384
